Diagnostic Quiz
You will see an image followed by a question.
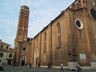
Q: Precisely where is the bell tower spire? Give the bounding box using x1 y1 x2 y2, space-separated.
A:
16 5 29 42
14 5 30 65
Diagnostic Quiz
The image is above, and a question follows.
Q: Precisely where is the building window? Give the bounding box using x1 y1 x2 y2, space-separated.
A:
57 23 61 48
41 34 42 49
90 8 96 19
9 54 12 58
18 32 21 41
93 2 95 5
23 47 26 51
22 12 27 16
0 60 1 62
6 46 8 50
1 45 3 48
0 53 3 57
75 19 83 29
44 32 47 53
19 35 21 41
24 35 27 41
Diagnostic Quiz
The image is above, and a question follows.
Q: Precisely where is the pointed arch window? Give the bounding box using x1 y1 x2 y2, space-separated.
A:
19 35 21 41
44 32 47 53
24 35 27 41
90 8 96 20
57 23 61 48
18 32 21 41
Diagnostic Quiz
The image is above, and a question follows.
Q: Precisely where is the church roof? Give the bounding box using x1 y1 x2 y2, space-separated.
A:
33 0 80 39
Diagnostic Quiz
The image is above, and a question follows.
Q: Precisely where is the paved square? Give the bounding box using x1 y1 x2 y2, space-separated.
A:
2 65 96 72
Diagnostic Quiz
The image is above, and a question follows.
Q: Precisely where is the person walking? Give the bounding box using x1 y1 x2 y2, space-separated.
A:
76 63 80 72
29 63 32 68
60 64 64 71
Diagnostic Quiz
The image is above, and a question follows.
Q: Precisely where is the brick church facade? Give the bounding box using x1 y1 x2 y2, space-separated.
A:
14 0 96 68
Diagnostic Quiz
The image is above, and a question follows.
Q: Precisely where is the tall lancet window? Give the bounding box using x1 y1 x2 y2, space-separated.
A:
57 23 61 48
44 32 47 53
24 35 27 41
18 32 21 41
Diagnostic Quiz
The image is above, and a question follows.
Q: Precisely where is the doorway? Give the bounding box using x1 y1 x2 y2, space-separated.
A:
7 60 11 65
21 60 25 66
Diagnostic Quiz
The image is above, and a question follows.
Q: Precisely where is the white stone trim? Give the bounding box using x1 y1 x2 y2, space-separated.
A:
52 66 68 69
93 2 95 5
40 66 48 68
68 62 78 69
75 19 84 30
40 65 93 69
91 62 96 69
80 66 91 70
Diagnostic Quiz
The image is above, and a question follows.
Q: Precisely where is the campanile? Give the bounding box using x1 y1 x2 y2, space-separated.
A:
14 5 30 65
16 5 29 42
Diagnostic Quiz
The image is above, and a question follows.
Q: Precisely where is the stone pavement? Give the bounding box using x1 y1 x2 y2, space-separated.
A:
2 65 96 72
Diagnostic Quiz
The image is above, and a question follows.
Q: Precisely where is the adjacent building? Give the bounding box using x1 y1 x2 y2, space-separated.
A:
14 0 96 68
0 40 14 65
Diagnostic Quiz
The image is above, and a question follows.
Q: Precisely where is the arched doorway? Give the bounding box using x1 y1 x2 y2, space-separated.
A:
21 56 26 66
34 48 39 66
21 60 25 66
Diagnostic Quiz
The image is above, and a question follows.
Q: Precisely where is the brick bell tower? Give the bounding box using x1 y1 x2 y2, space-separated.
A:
14 5 30 65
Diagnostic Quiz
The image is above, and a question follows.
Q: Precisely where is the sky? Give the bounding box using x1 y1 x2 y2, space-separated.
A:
0 0 75 48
